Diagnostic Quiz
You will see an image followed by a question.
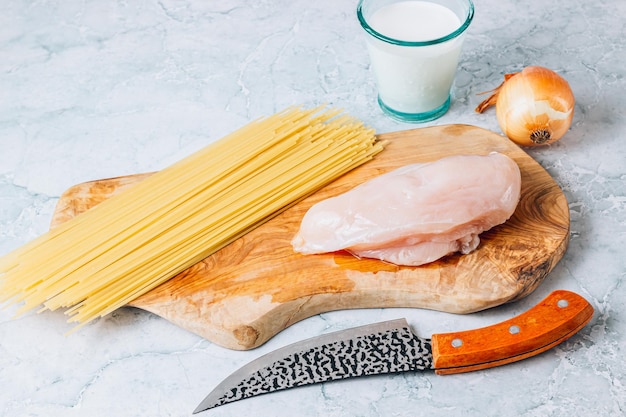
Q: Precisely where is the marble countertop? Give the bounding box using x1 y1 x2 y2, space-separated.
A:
1 0 624 416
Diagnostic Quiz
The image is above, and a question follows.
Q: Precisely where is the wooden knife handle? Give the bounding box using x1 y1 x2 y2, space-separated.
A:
431 290 594 375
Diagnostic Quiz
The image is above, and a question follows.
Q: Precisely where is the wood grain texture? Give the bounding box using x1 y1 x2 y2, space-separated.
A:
50 125 570 350
431 290 593 375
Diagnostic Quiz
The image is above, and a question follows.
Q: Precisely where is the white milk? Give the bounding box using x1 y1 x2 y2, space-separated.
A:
365 1 465 115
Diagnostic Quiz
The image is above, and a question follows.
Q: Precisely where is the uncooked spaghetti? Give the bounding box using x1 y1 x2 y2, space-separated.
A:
0 106 383 328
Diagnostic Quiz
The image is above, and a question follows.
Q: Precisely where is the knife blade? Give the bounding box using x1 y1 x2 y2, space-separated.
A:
193 290 593 413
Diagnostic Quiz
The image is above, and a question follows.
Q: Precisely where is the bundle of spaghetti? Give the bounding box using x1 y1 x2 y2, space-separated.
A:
0 106 384 327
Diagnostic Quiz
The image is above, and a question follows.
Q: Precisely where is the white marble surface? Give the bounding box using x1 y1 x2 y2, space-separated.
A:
1 0 624 416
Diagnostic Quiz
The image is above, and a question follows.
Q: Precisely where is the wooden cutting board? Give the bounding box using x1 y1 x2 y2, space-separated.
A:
51 125 570 350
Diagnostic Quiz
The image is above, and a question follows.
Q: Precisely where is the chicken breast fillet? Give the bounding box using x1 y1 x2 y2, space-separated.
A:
291 153 521 266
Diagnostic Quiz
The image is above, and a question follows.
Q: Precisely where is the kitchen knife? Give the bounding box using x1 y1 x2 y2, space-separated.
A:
194 290 593 413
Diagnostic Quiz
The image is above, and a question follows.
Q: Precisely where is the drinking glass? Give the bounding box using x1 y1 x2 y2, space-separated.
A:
357 0 474 122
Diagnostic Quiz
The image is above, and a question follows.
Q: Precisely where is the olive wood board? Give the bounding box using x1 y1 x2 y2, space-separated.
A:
50 124 570 350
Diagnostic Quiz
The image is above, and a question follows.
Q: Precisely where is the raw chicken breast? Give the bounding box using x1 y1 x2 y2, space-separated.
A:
291 153 521 266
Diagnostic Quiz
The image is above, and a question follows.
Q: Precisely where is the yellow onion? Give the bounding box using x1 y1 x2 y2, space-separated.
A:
476 66 575 146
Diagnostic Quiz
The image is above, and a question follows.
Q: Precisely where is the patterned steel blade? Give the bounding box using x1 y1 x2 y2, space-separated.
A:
193 318 433 413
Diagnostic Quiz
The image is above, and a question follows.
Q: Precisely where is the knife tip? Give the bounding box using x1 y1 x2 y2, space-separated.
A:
192 396 219 414
192 404 208 415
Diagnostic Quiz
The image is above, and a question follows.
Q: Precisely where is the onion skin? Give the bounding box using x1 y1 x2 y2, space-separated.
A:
476 66 575 147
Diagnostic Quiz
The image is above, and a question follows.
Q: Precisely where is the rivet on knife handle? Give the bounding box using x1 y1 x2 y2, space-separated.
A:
431 290 594 375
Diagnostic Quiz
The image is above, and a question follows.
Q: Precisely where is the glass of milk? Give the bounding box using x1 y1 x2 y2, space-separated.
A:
357 0 474 122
